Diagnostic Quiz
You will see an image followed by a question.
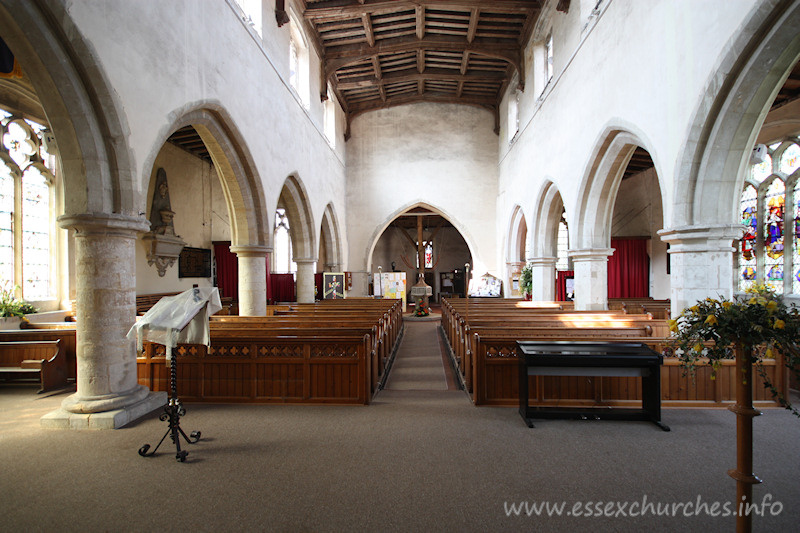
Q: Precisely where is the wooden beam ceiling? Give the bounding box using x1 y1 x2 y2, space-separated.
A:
302 0 543 136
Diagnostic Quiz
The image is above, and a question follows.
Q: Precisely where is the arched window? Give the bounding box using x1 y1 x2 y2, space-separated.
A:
738 138 800 295
288 11 310 108
324 84 337 148
555 211 569 271
0 112 56 301
763 178 785 292
273 208 296 274
415 241 433 269
233 0 262 37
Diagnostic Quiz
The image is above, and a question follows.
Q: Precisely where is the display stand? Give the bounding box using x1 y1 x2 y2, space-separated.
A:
138 354 201 462
127 287 221 462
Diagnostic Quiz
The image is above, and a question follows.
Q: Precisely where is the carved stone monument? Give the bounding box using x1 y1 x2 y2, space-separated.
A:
142 168 186 276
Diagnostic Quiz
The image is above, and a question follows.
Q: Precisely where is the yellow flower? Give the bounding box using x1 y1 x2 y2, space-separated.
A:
694 343 704 353
722 301 733 310
668 319 679 333
766 301 778 313
749 297 758 305
704 315 718 326
773 319 785 330
765 348 774 359
690 305 699 313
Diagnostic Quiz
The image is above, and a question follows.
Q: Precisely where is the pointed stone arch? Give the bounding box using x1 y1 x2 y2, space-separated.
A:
365 201 476 272
673 1 800 228
663 1 800 312
142 106 269 247
506 205 528 264
571 127 660 309
319 202 343 272
574 128 657 250
527 180 565 301
503 205 528 298
277 174 316 261
0 1 137 216
531 180 565 259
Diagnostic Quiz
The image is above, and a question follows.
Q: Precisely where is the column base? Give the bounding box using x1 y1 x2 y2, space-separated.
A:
40 391 167 430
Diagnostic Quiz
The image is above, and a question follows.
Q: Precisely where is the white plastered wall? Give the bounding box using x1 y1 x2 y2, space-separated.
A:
498 0 757 287
64 0 347 277
345 103 499 295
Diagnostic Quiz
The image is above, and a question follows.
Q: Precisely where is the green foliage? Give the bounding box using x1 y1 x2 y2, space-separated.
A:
519 263 533 297
0 281 37 318
670 285 800 417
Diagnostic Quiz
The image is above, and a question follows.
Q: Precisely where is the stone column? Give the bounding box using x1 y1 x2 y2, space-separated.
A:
528 256 557 301
658 225 744 317
569 248 614 310
230 245 269 316
42 213 166 429
295 258 317 303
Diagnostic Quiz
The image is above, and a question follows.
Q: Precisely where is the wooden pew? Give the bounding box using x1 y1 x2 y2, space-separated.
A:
0 339 68 392
0 329 77 381
138 330 373 405
138 299 404 404
438 297 784 409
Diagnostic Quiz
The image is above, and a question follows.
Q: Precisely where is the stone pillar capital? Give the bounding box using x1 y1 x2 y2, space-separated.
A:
658 224 744 253
526 256 557 267
229 244 271 257
58 212 150 235
568 248 615 262
293 257 318 265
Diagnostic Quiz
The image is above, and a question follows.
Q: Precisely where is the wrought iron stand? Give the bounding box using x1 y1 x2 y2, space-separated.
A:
138 352 201 462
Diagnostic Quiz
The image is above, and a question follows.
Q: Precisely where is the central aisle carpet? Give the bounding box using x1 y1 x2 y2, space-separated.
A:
383 318 448 391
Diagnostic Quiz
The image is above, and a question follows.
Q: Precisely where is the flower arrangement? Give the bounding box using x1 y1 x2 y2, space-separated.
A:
414 300 430 317
518 263 532 298
0 281 37 318
669 284 800 416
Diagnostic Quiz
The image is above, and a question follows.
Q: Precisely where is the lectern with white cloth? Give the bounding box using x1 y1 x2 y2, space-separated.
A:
127 287 221 461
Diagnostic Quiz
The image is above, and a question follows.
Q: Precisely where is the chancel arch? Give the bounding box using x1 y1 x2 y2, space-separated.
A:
369 203 473 303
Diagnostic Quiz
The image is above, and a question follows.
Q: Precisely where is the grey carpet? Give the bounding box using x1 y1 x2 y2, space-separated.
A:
384 319 447 391
1 322 799 532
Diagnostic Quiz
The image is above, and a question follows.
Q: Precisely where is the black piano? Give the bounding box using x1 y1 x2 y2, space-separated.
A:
516 341 670 431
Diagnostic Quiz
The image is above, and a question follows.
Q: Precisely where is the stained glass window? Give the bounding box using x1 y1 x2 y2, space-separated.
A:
794 180 800 295
739 184 757 292
22 166 51 299
751 155 772 183
0 115 54 300
0 160 14 284
415 241 433 269
763 179 785 293
781 143 800 175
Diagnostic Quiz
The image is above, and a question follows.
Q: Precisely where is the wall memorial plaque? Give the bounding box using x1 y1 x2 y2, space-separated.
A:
179 247 212 278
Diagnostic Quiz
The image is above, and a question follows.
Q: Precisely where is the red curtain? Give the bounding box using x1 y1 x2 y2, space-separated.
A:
270 273 296 302
314 273 323 300
213 242 238 301
607 238 649 298
556 270 574 301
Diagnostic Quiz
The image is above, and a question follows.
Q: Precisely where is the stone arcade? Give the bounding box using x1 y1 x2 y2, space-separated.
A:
0 1 798 428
